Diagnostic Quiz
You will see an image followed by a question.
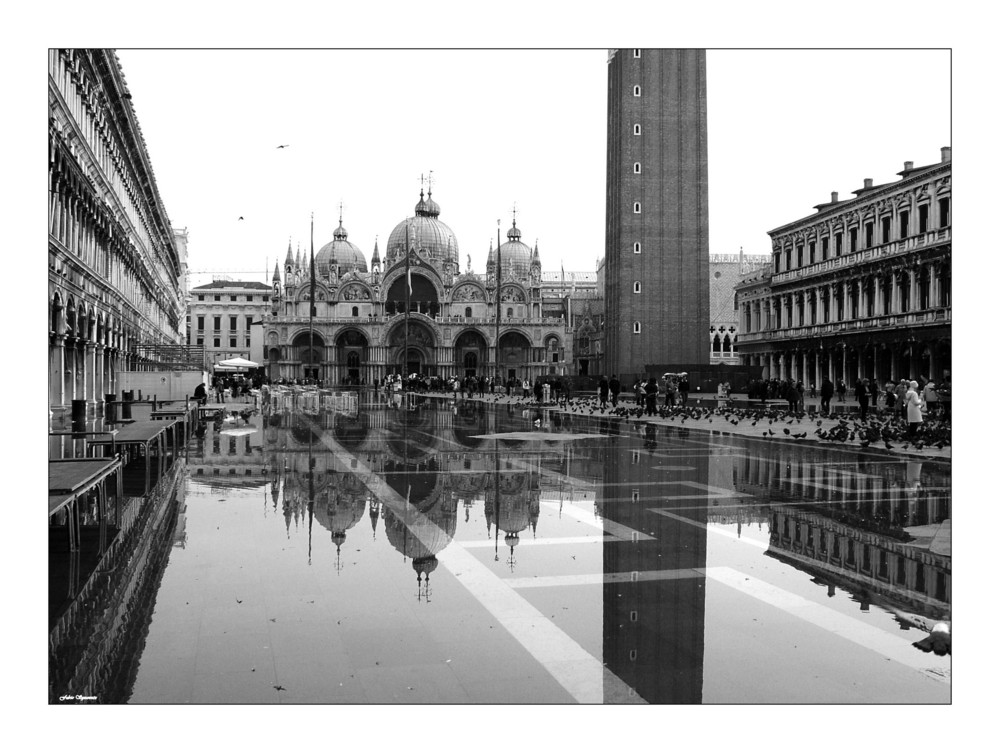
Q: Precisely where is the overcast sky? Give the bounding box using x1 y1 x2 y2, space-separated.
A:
114 48 950 283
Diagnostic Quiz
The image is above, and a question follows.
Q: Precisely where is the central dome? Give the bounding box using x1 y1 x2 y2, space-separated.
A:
316 221 367 278
387 190 459 266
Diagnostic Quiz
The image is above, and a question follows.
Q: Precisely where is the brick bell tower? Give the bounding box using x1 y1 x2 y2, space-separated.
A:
605 49 710 378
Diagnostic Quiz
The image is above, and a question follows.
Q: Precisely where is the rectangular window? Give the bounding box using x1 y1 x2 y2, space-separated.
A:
796 245 803 267
246 295 254 302
214 295 220 301
245 337 251 348
230 337 237 348
213 316 221 330
881 216 891 244
835 233 843 256
849 227 858 253
230 295 237 301
864 222 873 248
229 316 237 330
551 352 558 362
197 295 205 301
822 237 829 260
784 248 791 270
213 337 220 347
197 315 204 330
918 204 929 233
264 295 270 302
246 316 253 330
196 337 204 345
939 197 950 227
809 241 816 264
900 211 909 239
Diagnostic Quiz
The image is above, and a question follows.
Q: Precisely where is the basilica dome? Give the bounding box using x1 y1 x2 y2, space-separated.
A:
386 190 460 266
494 220 533 281
316 221 367 279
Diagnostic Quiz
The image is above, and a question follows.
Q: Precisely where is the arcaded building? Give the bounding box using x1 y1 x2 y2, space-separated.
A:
735 149 952 386
605 48 710 378
263 192 579 385
48 49 186 413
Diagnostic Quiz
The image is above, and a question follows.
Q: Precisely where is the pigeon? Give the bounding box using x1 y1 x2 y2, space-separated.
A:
238 216 244 221
277 144 290 149
912 622 951 656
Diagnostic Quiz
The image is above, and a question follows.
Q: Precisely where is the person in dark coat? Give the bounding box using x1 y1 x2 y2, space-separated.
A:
609 375 621 407
678 374 690 405
786 381 801 412
193 382 208 405
644 376 659 416
820 378 834 414
836 379 847 403
598 376 609 409
856 378 870 420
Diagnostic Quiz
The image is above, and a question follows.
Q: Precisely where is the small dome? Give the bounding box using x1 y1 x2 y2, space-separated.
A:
316 221 367 278
424 191 441 217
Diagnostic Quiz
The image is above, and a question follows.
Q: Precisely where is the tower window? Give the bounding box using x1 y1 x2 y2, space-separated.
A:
633 202 641 213
633 123 641 135
633 49 641 58
633 321 641 334
633 162 641 174
633 85 641 97
633 242 641 254
633 281 641 293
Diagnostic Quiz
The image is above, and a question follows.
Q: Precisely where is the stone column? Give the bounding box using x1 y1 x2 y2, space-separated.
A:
928 263 939 308
891 272 900 313
52 336 66 409
85 343 96 405
95 345 105 403
909 267 919 314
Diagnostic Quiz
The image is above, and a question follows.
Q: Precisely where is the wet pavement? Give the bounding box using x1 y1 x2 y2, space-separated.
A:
49 391 951 704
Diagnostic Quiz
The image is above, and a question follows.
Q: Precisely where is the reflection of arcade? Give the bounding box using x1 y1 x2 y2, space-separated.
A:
731 444 951 624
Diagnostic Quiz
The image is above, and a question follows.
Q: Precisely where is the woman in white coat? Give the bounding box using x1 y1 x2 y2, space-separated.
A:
905 380 924 439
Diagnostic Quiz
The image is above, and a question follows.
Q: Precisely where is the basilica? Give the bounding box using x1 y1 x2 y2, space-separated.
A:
264 189 575 385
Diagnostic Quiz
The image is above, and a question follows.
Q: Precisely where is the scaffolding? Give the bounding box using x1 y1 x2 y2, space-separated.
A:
136 343 207 370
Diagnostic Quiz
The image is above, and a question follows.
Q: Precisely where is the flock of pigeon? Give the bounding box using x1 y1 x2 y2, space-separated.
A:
476 393 951 455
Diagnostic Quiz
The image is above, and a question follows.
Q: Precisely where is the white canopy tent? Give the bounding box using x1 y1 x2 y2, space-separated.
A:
215 357 259 371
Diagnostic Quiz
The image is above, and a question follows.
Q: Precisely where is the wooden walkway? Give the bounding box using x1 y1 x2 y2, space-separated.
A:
48 457 122 552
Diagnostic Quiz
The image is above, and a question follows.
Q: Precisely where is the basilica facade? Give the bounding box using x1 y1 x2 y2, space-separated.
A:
263 190 575 385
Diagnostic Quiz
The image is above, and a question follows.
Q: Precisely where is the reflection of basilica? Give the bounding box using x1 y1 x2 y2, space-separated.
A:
260 402 556 587
264 190 576 384
730 443 951 622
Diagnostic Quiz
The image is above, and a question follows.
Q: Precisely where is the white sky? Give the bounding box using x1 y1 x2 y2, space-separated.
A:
114 48 950 283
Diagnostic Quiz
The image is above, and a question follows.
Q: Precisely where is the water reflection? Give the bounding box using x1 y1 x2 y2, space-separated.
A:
49 394 951 703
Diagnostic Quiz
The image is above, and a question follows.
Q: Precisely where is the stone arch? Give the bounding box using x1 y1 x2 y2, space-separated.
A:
335 328 369 385
498 329 532 380
386 319 438 375
337 282 374 302
65 296 77 338
385 270 441 318
51 290 64 336
451 281 487 303
453 328 488 377
498 283 527 303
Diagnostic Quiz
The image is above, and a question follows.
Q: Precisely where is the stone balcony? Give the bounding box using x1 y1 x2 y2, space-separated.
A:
738 308 950 343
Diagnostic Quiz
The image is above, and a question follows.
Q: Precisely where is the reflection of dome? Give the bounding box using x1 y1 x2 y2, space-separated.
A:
387 190 459 265
495 221 532 280
316 221 367 278
384 506 456 561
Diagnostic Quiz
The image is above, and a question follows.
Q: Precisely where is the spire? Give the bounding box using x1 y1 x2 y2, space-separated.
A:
284 237 294 268
371 236 380 264
272 261 281 282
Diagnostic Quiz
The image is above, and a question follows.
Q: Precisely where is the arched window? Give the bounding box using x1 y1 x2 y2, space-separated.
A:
465 306 472 318
723 334 732 355
633 85 641 96
634 123 641 135
713 334 722 354
351 306 359 317
634 162 641 174
347 351 360 368
633 281 641 293
634 203 641 214
633 321 641 334
464 352 477 370
634 242 641 254
506 307 513 318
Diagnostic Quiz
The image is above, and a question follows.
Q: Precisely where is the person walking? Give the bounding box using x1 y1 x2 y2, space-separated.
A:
883 380 896 414
598 376 609 409
634 379 643 407
609 374 621 407
678 373 690 405
856 378 870 420
905 380 924 439
820 378 834 415
836 379 847 403
923 379 938 417
786 381 801 413
895 380 908 419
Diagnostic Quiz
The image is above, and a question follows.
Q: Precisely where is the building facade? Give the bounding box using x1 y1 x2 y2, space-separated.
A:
605 48 710 377
48 49 185 413
263 192 578 385
735 149 952 386
709 252 771 365
188 280 273 365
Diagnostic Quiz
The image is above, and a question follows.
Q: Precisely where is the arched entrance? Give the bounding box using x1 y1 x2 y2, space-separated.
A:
292 331 326 381
498 331 531 382
385 273 440 318
454 330 488 378
336 329 369 385
387 320 436 376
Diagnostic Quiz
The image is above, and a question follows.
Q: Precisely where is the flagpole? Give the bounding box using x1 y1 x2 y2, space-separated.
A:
404 220 411 392
496 219 502 386
309 213 316 383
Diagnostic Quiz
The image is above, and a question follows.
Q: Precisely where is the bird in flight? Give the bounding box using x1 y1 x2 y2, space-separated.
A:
238 216 244 221
277 144 290 149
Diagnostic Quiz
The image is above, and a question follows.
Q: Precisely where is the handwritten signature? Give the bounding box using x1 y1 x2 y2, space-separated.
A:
59 695 97 701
